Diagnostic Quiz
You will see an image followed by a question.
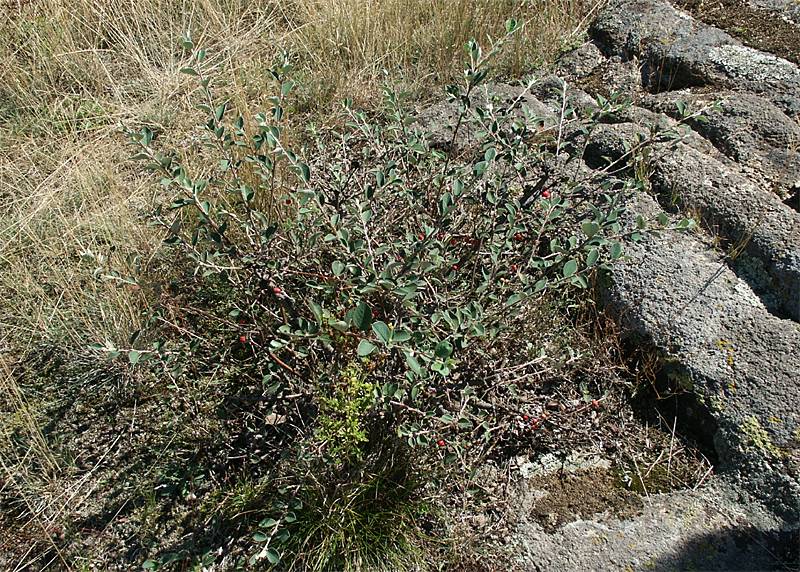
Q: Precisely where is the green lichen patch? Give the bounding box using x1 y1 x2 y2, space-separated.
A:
741 415 784 459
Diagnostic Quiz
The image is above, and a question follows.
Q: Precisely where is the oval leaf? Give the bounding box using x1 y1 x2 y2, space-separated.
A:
372 321 391 344
562 259 578 278
357 339 377 357
351 301 372 332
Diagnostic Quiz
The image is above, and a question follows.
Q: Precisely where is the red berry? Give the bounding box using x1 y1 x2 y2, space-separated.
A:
511 264 518 272
591 399 600 409
514 233 524 242
273 286 282 295
418 233 425 240
522 414 529 421
450 238 458 246
451 264 459 271
436 439 446 447
239 335 247 343
541 190 551 199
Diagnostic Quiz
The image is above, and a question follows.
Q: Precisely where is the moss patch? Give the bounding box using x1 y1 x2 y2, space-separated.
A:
527 469 643 532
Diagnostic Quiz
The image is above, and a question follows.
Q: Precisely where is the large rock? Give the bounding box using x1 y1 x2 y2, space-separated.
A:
589 0 800 116
604 194 800 519
511 477 796 570
641 91 800 198
585 120 800 320
648 140 800 321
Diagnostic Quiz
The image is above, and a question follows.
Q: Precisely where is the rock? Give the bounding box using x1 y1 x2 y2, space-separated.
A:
603 194 800 519
510 477 797 570
647 140 800 321
641 91 800 197
413 83 556 152
556 42 645 98
583 117 800 320
589 0 800 116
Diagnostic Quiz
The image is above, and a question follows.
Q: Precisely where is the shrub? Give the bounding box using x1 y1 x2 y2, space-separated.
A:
117 25 684 569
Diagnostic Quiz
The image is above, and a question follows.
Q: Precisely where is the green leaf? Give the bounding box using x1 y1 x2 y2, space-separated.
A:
434 340 453 359
253 532 269 542
350 302 372 332
259 518 278 528
180 67 199 76
586 248 600 267
265 549 280 565
392 329 411 343
505 293 523 307
581 222 599 238
298 162 311 184
610 242 623 259
405 352 422 375
332 261 345 276
357 339 377 357
128 350 141 365
308 300 323 324
571 275 589 288
562 259 578 278
214 102 227 122
372 321 391 344
142 560 158 570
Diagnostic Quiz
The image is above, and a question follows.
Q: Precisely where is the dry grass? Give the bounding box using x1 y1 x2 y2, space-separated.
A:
0 0 592 354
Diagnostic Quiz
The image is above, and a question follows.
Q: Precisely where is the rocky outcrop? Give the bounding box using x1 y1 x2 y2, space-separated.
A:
589 0 800 116
568 0 800 526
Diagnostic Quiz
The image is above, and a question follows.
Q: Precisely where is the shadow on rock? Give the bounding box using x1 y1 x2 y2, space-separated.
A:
651 526 799 571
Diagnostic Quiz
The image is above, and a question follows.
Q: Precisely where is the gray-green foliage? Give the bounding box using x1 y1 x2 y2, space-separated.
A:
120 25 684 569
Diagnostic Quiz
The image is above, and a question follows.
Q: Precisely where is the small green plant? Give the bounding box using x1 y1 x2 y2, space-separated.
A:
314 363 376 463
115 26 694 570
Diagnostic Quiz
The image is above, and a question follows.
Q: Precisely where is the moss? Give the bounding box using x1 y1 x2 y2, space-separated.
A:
314 363 376 463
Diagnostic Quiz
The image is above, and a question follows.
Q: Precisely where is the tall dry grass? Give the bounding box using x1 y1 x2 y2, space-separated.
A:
0 0 592 353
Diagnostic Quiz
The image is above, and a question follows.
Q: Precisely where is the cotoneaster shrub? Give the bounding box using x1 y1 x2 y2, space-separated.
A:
111 25 698 570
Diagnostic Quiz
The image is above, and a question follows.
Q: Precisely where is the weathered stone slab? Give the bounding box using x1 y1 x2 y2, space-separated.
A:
589 0 800 116
642 91 800 197
648 141 800 320
585 121 800 320
604 194 800 519
511 478 796 570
